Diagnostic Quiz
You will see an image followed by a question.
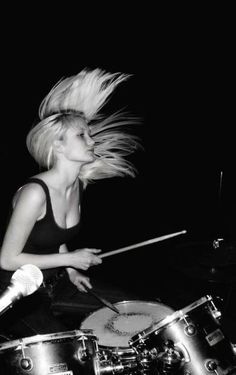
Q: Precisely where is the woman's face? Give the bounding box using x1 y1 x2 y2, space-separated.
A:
60 119 95 164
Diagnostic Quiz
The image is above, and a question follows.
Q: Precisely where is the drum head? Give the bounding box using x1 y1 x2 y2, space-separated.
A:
80 300 174 348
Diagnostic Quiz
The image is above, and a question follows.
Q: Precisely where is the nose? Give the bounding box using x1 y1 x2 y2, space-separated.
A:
87 135 95 147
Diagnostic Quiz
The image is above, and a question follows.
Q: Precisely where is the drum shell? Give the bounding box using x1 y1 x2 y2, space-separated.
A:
0 330 99 375
130 296 236 375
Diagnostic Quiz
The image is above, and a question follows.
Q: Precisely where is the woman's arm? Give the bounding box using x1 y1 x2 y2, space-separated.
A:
60 244 93 292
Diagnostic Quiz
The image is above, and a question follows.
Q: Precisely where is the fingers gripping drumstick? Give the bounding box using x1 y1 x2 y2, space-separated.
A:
100 230 187 259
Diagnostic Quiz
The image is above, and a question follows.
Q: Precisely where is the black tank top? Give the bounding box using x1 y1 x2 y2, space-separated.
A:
0 178 81 284
23 178 81 254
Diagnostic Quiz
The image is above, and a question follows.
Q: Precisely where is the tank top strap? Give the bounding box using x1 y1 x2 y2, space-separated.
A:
27 178 53 215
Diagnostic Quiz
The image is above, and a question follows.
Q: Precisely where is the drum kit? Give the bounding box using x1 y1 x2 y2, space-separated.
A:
0 295 235 374
0 230 236 374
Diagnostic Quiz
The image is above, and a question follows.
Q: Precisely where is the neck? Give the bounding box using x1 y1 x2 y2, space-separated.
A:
48 163 81 194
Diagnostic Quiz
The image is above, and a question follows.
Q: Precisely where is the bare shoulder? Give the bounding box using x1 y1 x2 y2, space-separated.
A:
13 182 46 209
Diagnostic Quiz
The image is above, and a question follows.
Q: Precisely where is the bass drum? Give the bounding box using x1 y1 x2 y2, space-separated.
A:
80 299 174 374
0 329 100 375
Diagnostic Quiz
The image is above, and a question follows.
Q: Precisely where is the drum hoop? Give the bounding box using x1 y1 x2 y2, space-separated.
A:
0 329 96 351
179 295 212 315
156 295 212 329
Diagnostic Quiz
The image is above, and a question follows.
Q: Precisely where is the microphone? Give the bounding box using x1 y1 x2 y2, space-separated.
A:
0 264 43 316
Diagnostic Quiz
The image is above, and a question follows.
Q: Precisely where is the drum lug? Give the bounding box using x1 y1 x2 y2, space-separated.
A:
184 323 197 336
77 335 89 361
183 315 198 336
205 359 218 372
210 298 222 321
20 357 33 371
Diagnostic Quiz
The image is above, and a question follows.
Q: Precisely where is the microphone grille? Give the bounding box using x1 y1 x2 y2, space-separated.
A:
11 264 43 296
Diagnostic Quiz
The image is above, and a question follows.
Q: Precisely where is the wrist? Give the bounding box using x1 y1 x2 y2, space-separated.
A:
64 251 74 268
66 267 75 275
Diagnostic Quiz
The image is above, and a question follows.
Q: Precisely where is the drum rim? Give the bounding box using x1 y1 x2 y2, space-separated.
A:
130 295 212 344
0 329 96 350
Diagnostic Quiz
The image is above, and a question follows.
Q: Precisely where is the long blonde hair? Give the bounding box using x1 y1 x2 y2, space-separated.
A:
26 68 142 187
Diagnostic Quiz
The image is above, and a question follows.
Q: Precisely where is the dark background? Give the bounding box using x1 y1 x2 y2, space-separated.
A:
1 6 235 339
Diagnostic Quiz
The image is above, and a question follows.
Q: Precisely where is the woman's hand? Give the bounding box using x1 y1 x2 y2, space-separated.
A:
68 248 102 270
66 268 92 292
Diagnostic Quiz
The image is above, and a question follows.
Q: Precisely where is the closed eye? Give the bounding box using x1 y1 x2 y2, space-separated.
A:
77 132 85 137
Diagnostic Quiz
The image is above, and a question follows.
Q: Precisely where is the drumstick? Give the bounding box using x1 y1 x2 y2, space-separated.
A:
100 230 187 259
70 285 119 314
84 285 119 314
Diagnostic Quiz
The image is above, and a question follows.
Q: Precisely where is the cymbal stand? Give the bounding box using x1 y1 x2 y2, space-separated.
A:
213 171 235 316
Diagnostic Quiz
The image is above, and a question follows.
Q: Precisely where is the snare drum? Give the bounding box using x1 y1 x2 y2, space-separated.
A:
81 300 174 374
0 329 100 375
130 295 236 375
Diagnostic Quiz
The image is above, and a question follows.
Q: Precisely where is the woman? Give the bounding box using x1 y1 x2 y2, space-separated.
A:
0 68 141 338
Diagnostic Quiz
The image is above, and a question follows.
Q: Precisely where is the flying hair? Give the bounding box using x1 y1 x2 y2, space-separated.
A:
39 68 130 121
27 68 142 186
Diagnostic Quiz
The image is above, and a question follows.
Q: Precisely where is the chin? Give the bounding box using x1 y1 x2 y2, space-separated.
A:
83 155 96 164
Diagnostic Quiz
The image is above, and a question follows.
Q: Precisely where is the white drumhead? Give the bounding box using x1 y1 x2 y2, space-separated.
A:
80 300 174 348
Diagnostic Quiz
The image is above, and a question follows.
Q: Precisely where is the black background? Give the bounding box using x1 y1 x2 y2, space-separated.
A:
1 7 235 313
